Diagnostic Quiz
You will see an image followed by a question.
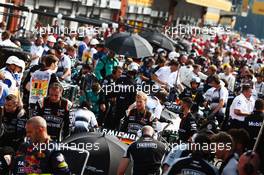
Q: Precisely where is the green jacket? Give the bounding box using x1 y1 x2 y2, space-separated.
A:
94 55 119 80
79 90 100 116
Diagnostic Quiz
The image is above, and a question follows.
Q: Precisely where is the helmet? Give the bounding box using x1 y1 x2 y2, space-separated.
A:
168 51 180 60
190 77 201 84
47 35 56 43
6 56 19 65
90 38 99 45
16 59 25 70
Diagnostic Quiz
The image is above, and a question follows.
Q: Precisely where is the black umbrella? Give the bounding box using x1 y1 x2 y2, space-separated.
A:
62 132 132 175
139 30 175 51
0 46 31 68
105 32 153 58
14 37 32 53
175 39 191 52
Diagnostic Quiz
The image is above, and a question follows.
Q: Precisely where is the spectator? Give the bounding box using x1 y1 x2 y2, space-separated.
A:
79 64 98 92
27 55 60 105
0 21 6 41
55 46 72 82
228 128 250 156
113 64 138 130
30 37 44 66
0 31 18 48
238 151 260 175
211 132 238 175
92 42 107 67
153 56 166 73
42 35 56 56
219 65 236 92
138 57 155 85
204 65 217 91
95 50 119 81
1 56 24 96
253 73 264 100
152 59 183 91
79 82 103 118
179 59 194 87
100 66 123 128
78 36 90 59
182 64 207 88
0 75 9 106
179 77 204 113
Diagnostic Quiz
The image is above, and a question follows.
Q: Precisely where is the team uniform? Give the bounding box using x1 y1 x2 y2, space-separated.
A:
229 94 255 128
0 156 9 175
166 153 219 175
0 108 27 150
72 108 98 133
12 141 70 174
163 143 191 168
245 111 264 149
123 136 166 175
122 108 152 135
34 97 72 142
204 86 229 124
179 87 204 113
178 113 197 142
114 74 137 129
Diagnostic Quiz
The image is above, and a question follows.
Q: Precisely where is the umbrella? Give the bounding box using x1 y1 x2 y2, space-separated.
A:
15 37 32 52
236 41 254 50
0 46 31 68
105 32 153 58
139 30 175 51
62 132 132 175
174 38 191 52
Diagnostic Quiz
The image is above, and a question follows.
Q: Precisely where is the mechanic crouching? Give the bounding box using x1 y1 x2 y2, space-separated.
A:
0 94 27 151
178 97 197 143
203 75 229 127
